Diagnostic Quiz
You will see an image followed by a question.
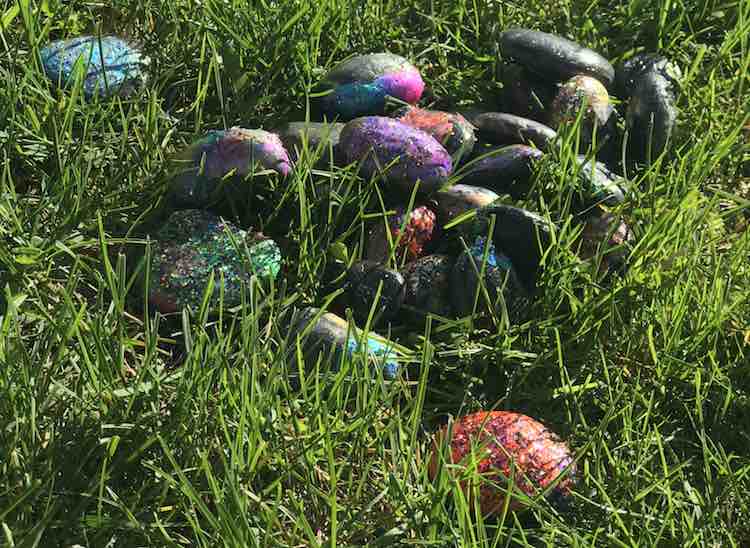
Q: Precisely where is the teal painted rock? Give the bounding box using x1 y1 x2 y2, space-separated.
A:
169 127 291 209
146 210 281 314
288 307 401 379
41 35 147 98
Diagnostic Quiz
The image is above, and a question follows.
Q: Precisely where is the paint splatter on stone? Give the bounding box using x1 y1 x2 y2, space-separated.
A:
316 53 424 120
339 117 452 194
146 210 281 314
550 75 613 147
169 127 291 209
366 205 438 264
403 254 455 321
41 35 147 98
430 411 576 515
396 106 476 163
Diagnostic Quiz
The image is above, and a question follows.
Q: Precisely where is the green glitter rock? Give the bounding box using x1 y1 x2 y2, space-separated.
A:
146 210 281 314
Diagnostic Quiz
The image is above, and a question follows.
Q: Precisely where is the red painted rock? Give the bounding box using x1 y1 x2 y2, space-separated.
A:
366 205 438 264
396 106 476 163
429 411 576 515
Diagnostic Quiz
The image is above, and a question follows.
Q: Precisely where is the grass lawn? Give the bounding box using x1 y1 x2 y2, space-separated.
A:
1 0 749 546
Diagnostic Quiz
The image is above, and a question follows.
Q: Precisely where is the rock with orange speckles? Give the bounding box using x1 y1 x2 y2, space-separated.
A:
365 205 438 264
396 106 476 163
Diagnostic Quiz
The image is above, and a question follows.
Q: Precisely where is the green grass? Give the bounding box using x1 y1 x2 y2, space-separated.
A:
1 0 749 546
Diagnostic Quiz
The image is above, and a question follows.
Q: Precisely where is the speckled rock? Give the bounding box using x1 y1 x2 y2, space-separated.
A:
430 411 577 515
288 307 401 379
435 184 500 225
146 210 281 314
315 53 424 121
396 106 476 163
169 128 291 209
473 112 557 151
615 53 682 98
277 122 344 166
460 145 543 198
347 261 406 325
41 35 147 98
550 75 614 147
339 117 452 194
403 254 455 321
365 205 438 264
579 208 633 275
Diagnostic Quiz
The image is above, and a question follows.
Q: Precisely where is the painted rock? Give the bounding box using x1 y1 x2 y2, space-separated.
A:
435 184 500 225
573 155 626 207
396 106 476 163
277 122 344 166
429 411 576 515
451 236 526 318
41 35 146 98
499 28 614 87
626 70 678 164
288 307 401 379
615 53 682 98
501 64 557 123
473 112 557 151
146 210 281 314
315 53 424 121
460 145 542 198
347 261 406 325
169 127 291 209
550 75 613 147
403 254 455 321
472 205 555 292
579 208 633 275
366 205 438 264
339 117 452 194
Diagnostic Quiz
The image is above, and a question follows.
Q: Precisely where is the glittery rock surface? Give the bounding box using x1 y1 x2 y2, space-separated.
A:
170 127 291 208
396 106 476 162
147 210 281 314
461 145 542 197
41 35 146 98
430 411 576 515
347 261 406 325
550 75 613 145
403 254 454 320
435 184 500 224
366 205 438 264
339 117 452 193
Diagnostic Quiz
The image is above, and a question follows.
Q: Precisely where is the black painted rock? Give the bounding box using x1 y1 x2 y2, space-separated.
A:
501 64 557 123
41 35 147 98
499 28 614 87
451 236 526 318
573 156 626 208
550 75 614 148
626 70 678 164
435 184 501 225
615 53 682 98
347 261 406 325
403 254 455 321
460 145 543 198
473 112 557 151
277 122 344 166
579 208 634 275
396 106 476 163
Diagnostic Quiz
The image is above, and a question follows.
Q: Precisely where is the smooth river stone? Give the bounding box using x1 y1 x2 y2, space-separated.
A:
276 121 344 166
41 35 146 98
473 112 557 151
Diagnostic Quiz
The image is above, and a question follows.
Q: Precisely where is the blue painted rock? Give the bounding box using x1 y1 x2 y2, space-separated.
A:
277 122 344 167
169 127 291 209
460 145 542 198
473 112 557 151
347 261 406 325
435 184 500 225
573 156 626 207
403 254 455 321
366 205 438 264
499 29 614 87
339 117 452 194
626 70 678 164
550 75 614 147
579 208 633 275
41 35 146 98
396 106 476 163
288 307 401 379
615 53 682 98
315 53 424 121
146 210 281 314
451 236 526 318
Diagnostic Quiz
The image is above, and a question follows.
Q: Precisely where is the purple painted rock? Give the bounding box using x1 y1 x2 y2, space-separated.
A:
473 112 557 151
550 75 614 147
316 53 424 121
396 106 476 163
460 145 542 198
339 116 453 194
435 184 500 225
347 261 406 325
170 127 291 209
403 254 455 321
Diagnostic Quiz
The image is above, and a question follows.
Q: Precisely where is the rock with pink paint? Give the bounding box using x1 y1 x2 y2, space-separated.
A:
338 116 452 194
315 53 424 121
169 127 291 209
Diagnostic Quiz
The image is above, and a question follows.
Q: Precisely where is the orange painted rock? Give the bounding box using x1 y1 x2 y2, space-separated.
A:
429 411 576 515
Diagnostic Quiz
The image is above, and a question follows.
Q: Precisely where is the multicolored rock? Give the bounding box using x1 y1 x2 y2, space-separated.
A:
396 106 476 163
288 307 401 379
366 205 438 264
435 184 500 225
429 411 577 515
403 254 455 322
146 210 281 314
315 53 424 121
169 127 291 209
339 117 452 194
550 75 613 147
347 261 406 325
41 35 147 98
460 145 542 198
